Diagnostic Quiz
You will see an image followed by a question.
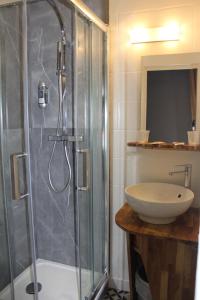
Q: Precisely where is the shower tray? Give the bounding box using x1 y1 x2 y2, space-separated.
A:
0 259 95 300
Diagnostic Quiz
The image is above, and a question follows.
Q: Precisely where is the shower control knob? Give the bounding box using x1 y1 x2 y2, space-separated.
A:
38 81 48 108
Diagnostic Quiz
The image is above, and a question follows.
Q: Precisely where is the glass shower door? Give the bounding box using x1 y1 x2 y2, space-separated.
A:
0 31 13 300
90 23 108 290
75 13 93 300
0 2 37 300
75 12 108 300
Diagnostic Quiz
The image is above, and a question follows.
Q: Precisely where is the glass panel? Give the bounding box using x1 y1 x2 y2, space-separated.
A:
27 1 78 300
0 3 37 300
76 18 108 300
90 24 106 287
0 31 12 300
75 13 93 300
0 188 11 297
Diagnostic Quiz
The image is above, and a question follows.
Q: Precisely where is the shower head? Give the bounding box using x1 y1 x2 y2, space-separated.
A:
57 39 66 71
46 0 66 71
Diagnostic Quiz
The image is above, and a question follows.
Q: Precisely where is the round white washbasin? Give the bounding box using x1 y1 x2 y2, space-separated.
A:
125 183 194 224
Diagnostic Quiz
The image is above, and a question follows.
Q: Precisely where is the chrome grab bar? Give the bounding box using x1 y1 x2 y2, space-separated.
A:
77 149 90 191
11 153 29 200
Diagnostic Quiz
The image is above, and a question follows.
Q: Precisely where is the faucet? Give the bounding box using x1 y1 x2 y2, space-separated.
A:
168 164 192 188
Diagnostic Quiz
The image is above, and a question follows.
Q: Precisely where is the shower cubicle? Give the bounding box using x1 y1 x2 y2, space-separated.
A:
0 0 109 299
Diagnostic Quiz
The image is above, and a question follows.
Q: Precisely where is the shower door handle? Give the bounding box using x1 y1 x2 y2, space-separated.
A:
77 149 90 191
11 153 29 200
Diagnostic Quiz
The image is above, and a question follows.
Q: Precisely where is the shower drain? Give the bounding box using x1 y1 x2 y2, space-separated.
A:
26 282 42 294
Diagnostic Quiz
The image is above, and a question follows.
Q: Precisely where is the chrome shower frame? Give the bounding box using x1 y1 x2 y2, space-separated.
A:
72 4 109 299
22 1 38 299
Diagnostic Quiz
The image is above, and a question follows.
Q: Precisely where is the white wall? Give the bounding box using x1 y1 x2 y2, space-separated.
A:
109 0 200 291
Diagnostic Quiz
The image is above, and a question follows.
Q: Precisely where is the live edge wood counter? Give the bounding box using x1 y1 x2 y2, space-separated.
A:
115 203 200 300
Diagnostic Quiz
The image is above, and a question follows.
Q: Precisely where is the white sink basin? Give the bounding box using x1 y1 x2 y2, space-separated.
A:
125 183 194 224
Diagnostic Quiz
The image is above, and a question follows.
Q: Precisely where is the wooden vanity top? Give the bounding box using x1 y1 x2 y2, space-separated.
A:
115 203 200 244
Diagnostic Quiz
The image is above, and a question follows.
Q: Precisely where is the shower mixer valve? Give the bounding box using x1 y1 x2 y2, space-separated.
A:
48 135 83 142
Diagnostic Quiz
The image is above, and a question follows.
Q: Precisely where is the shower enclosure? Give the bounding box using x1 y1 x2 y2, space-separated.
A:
0 0 109 300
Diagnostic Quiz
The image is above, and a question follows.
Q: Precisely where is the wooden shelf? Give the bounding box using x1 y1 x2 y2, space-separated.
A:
127 141 200 151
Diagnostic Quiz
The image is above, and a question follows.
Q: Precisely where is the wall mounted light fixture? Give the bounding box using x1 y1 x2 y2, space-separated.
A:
130 23 181 44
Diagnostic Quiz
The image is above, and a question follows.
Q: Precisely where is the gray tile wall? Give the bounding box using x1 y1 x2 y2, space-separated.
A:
27 0 77 266
27 0 108 270
0 197 10 291
0 4 31 291
30 128 76 266
0 4 23 130
6 130 32 277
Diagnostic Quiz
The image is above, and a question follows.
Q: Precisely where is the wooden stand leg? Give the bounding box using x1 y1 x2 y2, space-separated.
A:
126 233 137 300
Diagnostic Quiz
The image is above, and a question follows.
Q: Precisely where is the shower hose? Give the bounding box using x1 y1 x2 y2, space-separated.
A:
48 71 72 193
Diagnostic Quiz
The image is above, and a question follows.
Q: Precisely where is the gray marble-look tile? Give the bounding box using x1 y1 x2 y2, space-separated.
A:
30 128 78 266
3 129 33 279
0 131 31 291
0 4 23 130
27 0 78 269
27 0 73 130
0 208 10 291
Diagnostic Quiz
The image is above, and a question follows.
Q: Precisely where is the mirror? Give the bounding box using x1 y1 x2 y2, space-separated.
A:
141 53 200 143
147 69 197 143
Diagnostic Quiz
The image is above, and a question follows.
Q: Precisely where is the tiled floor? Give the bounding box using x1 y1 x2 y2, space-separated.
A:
102 288 129 300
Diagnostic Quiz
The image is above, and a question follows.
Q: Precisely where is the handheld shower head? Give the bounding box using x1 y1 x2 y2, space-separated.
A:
57 37 66 72
45 0 67 72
